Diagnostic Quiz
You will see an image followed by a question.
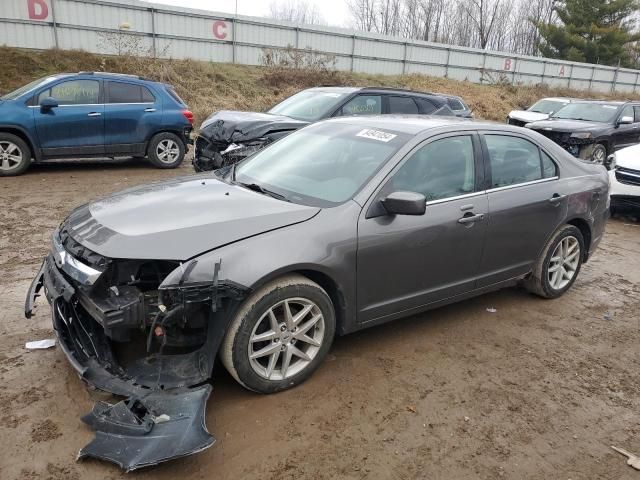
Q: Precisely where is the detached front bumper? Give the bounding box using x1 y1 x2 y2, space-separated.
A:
24 249 246 471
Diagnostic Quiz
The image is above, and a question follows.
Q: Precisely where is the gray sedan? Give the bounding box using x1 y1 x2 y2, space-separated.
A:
25 116 609 470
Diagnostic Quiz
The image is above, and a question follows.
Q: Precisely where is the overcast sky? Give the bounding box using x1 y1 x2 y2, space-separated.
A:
143 0 352 27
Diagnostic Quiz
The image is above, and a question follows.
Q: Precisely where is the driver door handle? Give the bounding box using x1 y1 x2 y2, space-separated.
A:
144 108 156 112
87 112 102 117
458 213 485 224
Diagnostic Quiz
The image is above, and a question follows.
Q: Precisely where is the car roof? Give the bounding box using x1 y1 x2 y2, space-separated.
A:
570 100 627 105
306 86 445 99
323 114 498 135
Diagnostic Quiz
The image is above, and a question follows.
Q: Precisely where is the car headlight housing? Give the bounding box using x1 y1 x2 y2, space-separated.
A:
607 153 616 170
570 132 593 139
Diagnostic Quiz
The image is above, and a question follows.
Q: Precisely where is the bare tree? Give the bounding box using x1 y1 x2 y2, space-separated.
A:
268 0 325 25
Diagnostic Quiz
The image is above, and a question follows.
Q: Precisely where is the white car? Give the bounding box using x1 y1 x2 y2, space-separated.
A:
507 97 574 127
609 144 640 214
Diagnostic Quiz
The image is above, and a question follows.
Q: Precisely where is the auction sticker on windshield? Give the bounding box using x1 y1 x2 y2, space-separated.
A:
356 129 397 142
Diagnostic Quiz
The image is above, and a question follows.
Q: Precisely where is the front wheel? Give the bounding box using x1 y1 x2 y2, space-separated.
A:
525 225 585 299
0 133 31 176
220 274 335 393
147 132 185 168
583 143 607 165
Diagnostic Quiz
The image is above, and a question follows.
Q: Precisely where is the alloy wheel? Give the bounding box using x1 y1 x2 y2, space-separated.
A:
548 236 580 290
248 297 325 381
592 147 606 165
156 139 180 164
0 141 24 172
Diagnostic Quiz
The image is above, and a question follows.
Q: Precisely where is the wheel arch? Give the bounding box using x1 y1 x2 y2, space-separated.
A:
245 265 349 338
566 217 592 261
0 125 40 161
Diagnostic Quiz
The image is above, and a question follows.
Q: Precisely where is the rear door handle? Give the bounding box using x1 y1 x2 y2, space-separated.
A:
458 213 485 224
144 108 156 112
87 112 102 117
549 194 567 204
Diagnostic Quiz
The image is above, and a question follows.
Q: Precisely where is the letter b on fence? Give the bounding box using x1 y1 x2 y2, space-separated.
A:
27 0 49 20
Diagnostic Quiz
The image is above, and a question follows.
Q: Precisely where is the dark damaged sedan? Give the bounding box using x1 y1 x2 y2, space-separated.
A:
192 86 456 172
25 116 609 471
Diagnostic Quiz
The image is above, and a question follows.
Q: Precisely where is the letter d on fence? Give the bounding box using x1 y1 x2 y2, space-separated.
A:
27 0 49 20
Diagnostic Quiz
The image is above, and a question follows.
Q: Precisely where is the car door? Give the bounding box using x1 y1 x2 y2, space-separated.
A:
357 133 488 324
104 80 160 156
476 133 565 287
33 79 104 157
611 104 640 150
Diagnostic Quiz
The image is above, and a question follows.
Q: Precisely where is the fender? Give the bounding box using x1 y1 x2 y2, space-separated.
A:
0 124 42 161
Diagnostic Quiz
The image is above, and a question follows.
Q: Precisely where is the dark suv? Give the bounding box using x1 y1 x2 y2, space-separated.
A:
193 86 456 171
0 72 194 176
525 100 640 165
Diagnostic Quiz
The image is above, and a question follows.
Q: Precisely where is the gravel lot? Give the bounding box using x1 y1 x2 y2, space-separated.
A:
0 159 638 480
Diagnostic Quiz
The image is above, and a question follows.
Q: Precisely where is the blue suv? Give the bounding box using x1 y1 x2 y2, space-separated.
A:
0 72 193 176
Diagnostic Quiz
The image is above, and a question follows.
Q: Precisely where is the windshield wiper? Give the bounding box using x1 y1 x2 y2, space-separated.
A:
236 181 289 202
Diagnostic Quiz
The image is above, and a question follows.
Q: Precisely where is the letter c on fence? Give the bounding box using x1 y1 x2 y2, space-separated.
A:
27 0 49 20
504 58 512 71
213 20 228 40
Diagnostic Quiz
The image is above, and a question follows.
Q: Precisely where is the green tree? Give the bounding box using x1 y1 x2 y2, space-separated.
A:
535 0 640 67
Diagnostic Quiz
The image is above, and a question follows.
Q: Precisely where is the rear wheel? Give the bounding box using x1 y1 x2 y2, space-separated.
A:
147 132 185 168
525 225 585 299
220 274 335 394
0 133 31 176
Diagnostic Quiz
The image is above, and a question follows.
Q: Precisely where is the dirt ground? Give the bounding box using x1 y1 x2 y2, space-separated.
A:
0 158 638 480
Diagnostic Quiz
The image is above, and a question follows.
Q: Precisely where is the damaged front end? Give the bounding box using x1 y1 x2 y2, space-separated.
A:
24 226 248 471
529 129 596 158
192 110 308 172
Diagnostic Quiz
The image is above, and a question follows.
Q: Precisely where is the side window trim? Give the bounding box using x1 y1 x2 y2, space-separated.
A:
479 131 559 191
364 131 483 218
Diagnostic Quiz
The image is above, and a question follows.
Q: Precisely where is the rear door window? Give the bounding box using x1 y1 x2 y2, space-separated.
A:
388 96 419 114
107 82 155 103
341 95 382 116
414 98 437 114
485 135 555 188
38 80 100 105
447 98 465 111
633 106 640 123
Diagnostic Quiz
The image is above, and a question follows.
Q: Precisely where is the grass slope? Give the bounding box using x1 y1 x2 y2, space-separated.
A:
0 46 633 127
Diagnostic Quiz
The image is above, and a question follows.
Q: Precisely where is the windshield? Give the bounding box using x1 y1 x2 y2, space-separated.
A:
551 103 620 122
0 76 58 101
234 122 410 206
267 90 350 121
528 99 569 114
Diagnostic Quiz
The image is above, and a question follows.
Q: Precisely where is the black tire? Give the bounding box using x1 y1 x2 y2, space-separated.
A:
147 132 185 169
0 133 31 176
220 274 336 394
525 225 585 299
582 143 607 165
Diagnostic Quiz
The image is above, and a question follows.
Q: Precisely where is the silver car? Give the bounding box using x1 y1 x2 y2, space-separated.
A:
25 116 609 470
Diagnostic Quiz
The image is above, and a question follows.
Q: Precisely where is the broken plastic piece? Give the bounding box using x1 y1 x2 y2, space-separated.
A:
79 384 214 471
25 338 56 349
486 307 497 313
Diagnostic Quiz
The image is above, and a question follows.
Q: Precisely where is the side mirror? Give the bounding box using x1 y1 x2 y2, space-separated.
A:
618 115 634 125
39 97 58 112
381 191 426 216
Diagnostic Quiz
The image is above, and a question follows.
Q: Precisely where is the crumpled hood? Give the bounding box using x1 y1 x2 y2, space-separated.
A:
508 110 549 123
614 143 640 169
64 176 320 260
527 118 604 132
199 110 309 144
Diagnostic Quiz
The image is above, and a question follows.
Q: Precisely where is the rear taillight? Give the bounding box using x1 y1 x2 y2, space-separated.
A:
182 110 194 125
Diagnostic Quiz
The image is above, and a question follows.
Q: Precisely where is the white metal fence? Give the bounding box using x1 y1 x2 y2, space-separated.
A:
2 0 640 94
